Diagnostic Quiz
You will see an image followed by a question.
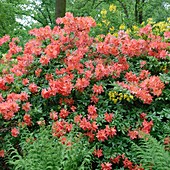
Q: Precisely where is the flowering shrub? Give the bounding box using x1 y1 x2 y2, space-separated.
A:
92 3 123 35
0 13 170 169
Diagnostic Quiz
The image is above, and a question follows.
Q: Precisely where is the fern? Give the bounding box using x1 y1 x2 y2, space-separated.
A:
131 133 170 170
7 126 94 170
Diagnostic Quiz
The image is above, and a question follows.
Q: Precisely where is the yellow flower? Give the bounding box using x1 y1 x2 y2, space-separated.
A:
119 93 123 97
141 21 145 26
119 97 123 101
114 91 118 95
147 18 155 24
101 9 107 15
124 94 128 99
112 99 118 104
126 98 131 102
109 91 115 98
96 35 102 41
119 24 125 30
102 20 105 24
162 66 167 71
167 17 170 22
106 21 110 26
97 23 102 27
108 91 112 96
132 25 139 31
109 4 116 12
109 96 112 100
103 21 110 26
110 93 115 98
109 26 115 31
126 28 131 34
113 32 118 37
129 95 134 100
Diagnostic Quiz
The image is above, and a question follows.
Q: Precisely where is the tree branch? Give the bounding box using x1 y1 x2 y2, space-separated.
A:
94 0 105 9
46 6 53 25
36 6 49 26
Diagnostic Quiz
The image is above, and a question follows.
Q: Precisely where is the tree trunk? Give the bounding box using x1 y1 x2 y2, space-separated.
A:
55 0 66 20
138 0 145 24
135 0 140 23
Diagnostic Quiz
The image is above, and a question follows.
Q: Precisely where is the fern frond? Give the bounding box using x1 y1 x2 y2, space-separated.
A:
131 133 170 170
7 126 93 170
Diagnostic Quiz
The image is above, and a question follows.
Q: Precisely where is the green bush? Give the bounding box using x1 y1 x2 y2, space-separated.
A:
0 13 170 169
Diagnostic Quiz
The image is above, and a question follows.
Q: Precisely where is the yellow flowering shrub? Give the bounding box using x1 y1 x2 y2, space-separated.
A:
93 2 170 41
93 3 123 35
129 17 170 37
108 91 134 104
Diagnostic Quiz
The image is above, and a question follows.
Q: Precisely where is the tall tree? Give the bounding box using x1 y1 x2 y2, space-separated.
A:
0 0 28 37
55 0 66 19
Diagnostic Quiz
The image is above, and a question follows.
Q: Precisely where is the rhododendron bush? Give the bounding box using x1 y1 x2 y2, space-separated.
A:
0 13 170 169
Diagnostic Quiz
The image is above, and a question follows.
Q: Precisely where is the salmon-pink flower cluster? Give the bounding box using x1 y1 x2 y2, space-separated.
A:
11 127 19 137
0 101 19 120
96 125 116 142
110 154 144 170
93 149 103 158
0 150 5 157
128 115 153 140
118 73 165 104
101 162 112 170
29 83 38 93
50 111 58 121
59 108 70 119
22 102 32 112
23 114 32 126
0 35 10 46
52 120 73 137
104 113 114 123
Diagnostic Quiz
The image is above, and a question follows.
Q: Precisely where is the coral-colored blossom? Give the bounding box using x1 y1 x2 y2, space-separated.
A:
22 102 32 112
52 120 73 137
50 111 58 121
101 162 112 170
75 78 90 92
104 113 113 123
0 35 10 46
110 155 121 164
79 118 91 131
96 129 107 141
35 68 42 77
0 93 4 102
141 119 153 134
40 55 50 65
0 150 5 157
92 84 104 94
4 74 14 84
93 149 103 158
123 158 133 169
140 112 147 120
11 128 19 137
23 114 32 126
59 108 70 119
91 95 99 104
128 130 139 140
22 78 29 86
29 83 38 93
